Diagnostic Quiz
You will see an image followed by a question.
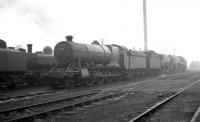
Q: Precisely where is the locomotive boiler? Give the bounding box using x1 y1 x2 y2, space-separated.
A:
54 35 122 67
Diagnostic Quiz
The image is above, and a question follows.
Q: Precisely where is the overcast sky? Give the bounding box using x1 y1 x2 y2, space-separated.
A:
0 0 200 64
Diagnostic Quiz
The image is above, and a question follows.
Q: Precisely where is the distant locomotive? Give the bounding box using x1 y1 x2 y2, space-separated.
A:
161 54 187 74
0 40 56 88
189 61 200 70
50 36 164 88
175 56 187 72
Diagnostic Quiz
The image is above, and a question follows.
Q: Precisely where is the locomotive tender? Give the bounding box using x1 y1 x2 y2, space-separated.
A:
50 35 163 88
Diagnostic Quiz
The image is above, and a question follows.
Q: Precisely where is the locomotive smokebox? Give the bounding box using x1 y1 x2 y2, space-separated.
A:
27 44 33 53
66 35 73 42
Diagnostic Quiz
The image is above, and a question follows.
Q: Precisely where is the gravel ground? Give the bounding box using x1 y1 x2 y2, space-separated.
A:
43 72 200 122
147 79 200 122
49 91 171 122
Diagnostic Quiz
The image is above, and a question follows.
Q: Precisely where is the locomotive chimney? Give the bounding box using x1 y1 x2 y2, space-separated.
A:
27 44 33 53
66 35 73 42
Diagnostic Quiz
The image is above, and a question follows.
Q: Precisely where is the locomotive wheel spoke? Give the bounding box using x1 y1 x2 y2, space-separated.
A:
86 78 94 86
98 78 104 85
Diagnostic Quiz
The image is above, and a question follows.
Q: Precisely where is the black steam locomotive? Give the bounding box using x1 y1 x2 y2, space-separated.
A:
0 39 56 88
49 36 187 88
0 36 187 89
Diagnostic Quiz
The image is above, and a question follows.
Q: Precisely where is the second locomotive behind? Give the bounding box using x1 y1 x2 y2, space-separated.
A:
0 39 56 88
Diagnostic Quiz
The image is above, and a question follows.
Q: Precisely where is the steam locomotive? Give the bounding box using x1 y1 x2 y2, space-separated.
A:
49 35 187 88
0 39 56 88
0 36 187 89
161 54 187 74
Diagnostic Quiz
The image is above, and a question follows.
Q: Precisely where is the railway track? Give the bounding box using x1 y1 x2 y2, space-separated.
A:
0 71 195 121
0 90 60 104
158 71 193 80
129 76 200 122
171 72 194 80
0 89 128 122
191 105 200 122
0 72 190 104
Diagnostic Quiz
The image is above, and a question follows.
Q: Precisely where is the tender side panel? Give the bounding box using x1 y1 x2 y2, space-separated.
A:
124 50 147 70
150 57 161 69
0 48 27 72
130 56 146 69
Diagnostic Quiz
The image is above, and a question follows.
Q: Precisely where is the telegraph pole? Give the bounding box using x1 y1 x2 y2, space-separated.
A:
143 0 148 51
100 38 105 45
